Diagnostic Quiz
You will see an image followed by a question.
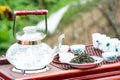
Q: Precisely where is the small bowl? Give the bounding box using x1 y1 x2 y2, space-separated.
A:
70 44 85 54
59 45 70 52
102 52 118 62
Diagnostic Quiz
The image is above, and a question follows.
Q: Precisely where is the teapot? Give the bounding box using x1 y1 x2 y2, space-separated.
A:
6 10 65 73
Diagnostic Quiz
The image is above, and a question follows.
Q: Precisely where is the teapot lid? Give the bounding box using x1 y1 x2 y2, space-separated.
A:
16 26 46 41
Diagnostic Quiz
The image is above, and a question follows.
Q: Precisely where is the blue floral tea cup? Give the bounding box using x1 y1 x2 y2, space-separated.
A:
102 52 118 62
70 44 85 54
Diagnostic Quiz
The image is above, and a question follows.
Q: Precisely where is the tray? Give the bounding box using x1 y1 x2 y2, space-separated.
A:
50 45 120 70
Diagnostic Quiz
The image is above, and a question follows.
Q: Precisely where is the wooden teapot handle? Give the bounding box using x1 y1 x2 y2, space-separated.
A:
13 10 48 38
14 10 48 16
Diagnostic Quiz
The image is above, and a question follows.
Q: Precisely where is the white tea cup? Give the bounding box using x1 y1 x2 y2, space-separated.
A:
102 52 118 62
59 52 74 63
102 37 111 52
92 33 101 49
109 38 119 52
59 45 69 52
70 44 85 54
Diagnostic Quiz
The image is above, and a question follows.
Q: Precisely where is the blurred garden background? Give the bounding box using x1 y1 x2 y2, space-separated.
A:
0 0 120 55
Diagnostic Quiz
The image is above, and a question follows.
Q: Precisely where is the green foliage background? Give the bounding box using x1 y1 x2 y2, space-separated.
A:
0 0 80 55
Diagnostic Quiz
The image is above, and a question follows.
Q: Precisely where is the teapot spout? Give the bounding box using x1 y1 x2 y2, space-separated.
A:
52 34 65 56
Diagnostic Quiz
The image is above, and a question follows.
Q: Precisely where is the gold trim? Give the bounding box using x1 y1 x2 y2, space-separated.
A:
18 40 41 45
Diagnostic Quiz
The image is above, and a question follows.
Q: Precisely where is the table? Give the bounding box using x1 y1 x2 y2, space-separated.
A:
0 45 120 80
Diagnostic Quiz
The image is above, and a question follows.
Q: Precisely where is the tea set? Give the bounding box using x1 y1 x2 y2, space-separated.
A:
5 10 120 73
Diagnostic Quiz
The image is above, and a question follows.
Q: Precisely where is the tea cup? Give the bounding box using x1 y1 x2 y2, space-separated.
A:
102 52 118 62
92 33 101 49
70 44 85 54
59 52 74 63
59 45 69 52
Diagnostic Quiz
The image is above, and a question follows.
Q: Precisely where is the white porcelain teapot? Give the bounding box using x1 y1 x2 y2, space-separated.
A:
6 10 65 73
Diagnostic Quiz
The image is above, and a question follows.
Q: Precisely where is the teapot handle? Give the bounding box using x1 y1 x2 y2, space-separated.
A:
13 10 48 38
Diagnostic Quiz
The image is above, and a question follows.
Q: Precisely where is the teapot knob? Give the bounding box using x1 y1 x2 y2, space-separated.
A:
23 26 36 34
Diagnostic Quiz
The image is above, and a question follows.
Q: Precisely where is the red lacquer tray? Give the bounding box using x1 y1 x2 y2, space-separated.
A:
50 45 120 70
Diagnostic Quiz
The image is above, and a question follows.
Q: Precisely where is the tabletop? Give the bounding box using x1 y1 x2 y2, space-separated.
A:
0 45 120 80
